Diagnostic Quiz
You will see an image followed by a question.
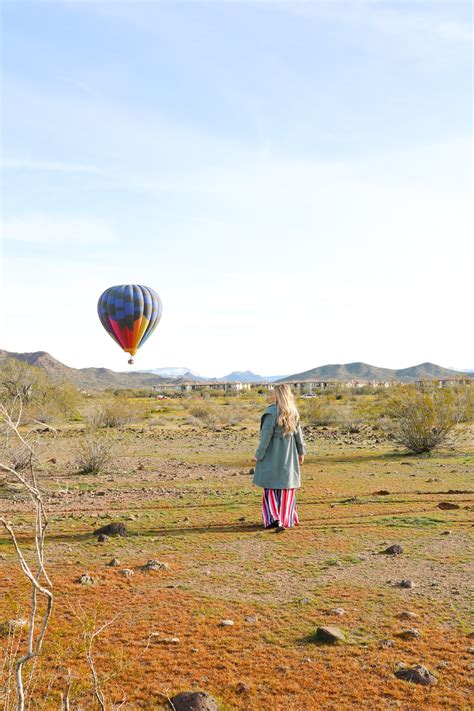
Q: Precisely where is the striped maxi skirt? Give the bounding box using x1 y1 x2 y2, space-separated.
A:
262 488 299 528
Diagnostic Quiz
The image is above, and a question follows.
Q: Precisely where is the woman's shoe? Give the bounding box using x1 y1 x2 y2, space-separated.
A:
275 525 286 533
265 520 279 529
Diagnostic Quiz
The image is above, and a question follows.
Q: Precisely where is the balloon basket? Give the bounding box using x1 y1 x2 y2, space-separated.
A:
128 358 134 365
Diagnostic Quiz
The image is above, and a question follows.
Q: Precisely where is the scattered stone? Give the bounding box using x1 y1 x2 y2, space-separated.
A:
467 631 474 639
183 516 190 523
97 533 108 543
397 628 421 640
236 682 249 694
441 531 451 536
398 580 415 589
244 615 258 624
398 611 419 621
93 522 127 537
437 502 460 510
329 608 346 616
119 569 134 578
374 490 391 496
107 557 120 567
238 516 246 521
314 626 345 644
395 665 437 686
467 647 474 654
77 573 94 585
249 468 255 475
220 619 234 627
383 544 403 555
140 559 170 572
162 637 180 644
379 639 395 649
400 462 413 466
303 657 312 662
170 691 219 711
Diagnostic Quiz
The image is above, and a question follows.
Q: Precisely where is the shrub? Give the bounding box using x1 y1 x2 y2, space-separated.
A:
186 401 219 429
75 436 114 474
381 386 466 454
300 396 338 426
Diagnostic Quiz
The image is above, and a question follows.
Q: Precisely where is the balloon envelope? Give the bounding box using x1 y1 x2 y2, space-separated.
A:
97 284 163 357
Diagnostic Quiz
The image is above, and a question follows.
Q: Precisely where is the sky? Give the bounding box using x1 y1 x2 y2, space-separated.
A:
1 0 472 377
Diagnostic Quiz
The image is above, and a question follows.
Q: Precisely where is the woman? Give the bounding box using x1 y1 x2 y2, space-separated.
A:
252 383 306 531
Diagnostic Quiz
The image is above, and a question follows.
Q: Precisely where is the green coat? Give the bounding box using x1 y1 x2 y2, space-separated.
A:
253 404 306 490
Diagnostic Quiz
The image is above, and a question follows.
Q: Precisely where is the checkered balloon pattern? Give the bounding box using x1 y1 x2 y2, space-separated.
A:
97 284 163 357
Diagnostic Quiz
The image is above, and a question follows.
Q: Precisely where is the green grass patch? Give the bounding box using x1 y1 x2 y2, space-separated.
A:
378 515 445 527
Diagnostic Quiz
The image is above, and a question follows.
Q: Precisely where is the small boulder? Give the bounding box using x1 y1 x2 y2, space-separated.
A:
437 502 460 510
397 628 421 640
398 611 418 621
398 580 415 589
94 522 127 537
97 533 108 543
383 544 403 555
220 619 234 627
107 557 120 567
77 573 94 586
374 490 391 496
395 664 437 686
314 626 345 644
140 559 170 572
119 569 134 578
170 691 219 711
236 682 249 694
329 608 346 616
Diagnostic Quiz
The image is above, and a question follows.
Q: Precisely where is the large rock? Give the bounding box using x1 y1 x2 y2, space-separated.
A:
94 522 127 537
383 544 403 555
395 665 437 686
170 692 219 711
437 502 460 510
314 626 345 644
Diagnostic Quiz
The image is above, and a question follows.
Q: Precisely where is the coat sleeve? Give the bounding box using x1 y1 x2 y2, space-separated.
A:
294 423 306 456
255 412 276 460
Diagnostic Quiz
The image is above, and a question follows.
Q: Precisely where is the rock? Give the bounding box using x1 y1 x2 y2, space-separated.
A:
329 608 346 616
314 626 345 644
395 665 437 686
379 639 395 649
220 619 234 627
162 637 180 644
140 559 170 572
437 502 460 510
467 647 474 654
374 490 391 496
170 691 219 711
249 468 255 475
383 544 403 555
97 534 108 543
236 682 249 694
119 569 134 578
77 573 94 585
398 611 419 620
93 522 127 537
441 531 451 536
398 580 415 589
244 615 258 624
107 557 120 567
397 628 421 640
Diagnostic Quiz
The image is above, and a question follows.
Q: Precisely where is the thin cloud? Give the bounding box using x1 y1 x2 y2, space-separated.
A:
2 216 118 245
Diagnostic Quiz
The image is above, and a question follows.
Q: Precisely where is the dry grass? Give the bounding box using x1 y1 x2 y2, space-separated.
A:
1 394 473 709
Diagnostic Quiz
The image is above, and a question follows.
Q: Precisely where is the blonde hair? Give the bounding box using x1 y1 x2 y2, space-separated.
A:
274 384 299 435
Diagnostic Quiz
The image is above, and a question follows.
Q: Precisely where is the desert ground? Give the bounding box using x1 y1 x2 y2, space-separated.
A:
1 392 473 710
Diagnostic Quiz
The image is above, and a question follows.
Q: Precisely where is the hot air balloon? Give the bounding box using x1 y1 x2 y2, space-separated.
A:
97 284 163 364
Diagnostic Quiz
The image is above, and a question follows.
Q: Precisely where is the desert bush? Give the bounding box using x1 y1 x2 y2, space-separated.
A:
86 400 134 428
381 386 466 454
300 396 338 426
75 435 114 474
0 359 80 423
186 401 219 428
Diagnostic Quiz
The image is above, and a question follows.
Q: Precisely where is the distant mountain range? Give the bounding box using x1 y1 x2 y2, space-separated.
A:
0 350 471 390
277 361 471 383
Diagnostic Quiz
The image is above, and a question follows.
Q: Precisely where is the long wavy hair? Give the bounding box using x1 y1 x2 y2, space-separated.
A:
274 384 299 435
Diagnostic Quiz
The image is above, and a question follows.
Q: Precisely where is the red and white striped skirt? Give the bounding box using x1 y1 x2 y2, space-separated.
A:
262 488 299 528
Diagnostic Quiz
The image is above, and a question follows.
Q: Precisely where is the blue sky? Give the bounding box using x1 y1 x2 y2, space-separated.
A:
1 0 472 375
